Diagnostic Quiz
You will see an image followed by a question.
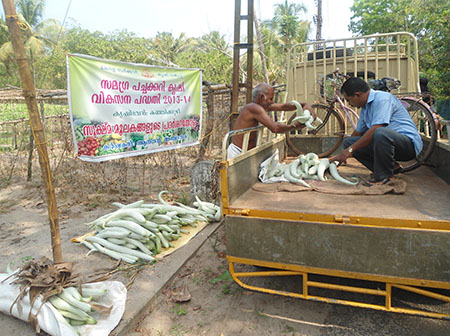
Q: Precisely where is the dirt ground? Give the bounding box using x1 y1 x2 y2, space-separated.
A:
1 174 449 336
127 223 450 336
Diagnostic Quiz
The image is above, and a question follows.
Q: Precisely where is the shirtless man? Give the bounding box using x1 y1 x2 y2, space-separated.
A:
227 83 314 159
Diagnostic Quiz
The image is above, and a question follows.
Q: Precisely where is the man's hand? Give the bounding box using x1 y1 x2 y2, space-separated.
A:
303 103 317 121
329 149 352 166
291 120 306 129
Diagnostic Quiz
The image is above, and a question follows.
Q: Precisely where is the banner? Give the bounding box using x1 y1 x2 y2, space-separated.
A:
67 54 202 162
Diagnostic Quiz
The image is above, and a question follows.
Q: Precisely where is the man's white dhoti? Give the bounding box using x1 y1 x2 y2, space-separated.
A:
227 143 242 159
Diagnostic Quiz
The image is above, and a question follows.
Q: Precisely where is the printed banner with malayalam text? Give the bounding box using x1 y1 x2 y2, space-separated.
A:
67 53 202 162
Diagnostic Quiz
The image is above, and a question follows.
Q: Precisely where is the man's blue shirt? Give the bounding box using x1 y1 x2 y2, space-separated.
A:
356 90 423 155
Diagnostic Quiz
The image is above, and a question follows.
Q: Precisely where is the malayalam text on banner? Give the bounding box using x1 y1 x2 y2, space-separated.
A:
67 53 202 162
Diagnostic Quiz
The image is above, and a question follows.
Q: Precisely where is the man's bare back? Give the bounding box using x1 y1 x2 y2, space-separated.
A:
231 84 313 151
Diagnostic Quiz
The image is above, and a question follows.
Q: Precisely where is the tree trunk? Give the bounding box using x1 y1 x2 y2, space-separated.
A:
196 87 215 163
254 8 270 84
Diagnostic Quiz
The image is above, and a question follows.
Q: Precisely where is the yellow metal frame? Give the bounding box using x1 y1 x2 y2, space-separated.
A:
220 132 450 320
228 255 450 320
222 207 450 231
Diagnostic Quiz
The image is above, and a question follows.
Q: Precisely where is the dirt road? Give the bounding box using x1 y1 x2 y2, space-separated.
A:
128 224 450 336
0 180 448 336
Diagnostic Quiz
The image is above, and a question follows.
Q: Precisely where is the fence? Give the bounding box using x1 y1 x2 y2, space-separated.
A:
0 85 245 200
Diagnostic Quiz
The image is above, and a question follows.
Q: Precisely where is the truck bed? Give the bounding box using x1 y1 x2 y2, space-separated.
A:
222 138 450 318
231 160 450 222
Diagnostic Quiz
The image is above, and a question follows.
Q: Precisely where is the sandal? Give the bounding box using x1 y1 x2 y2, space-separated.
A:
393 167 403 175
363 177 391 187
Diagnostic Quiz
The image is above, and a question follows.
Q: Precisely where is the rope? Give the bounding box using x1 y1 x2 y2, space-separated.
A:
5 14 28 30
198 110 233 144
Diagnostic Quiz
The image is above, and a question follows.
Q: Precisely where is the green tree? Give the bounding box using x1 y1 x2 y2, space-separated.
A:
61 28 150 62
150 32 191 66
55 28 152 89
407 0 450 99
268 0 310 48
177 31 232 83
349 0 450 98
0 16 10 81
0 0 64 87
258 1 310 84
349 0 410 35
256 20 288 84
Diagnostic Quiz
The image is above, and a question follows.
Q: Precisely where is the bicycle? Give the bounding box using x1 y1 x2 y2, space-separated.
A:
285 69 438 173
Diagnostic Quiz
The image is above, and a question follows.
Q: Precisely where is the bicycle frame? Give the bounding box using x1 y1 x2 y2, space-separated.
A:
333 94 359 134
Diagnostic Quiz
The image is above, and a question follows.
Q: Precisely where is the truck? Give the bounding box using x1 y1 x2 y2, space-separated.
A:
219 32 450 319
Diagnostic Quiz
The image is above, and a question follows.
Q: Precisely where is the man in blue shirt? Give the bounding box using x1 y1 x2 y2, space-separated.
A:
330 77 423 185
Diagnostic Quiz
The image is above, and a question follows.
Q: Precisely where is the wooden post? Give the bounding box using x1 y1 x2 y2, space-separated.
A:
26 125 33 181
2 0 62 263
196 87 215 163
231 0 242 129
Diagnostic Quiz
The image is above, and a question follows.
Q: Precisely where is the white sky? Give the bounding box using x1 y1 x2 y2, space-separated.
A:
1 0 354 42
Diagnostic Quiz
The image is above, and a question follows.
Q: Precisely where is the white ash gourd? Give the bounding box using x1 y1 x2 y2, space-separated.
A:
267 153 359 187
289 100 323 129
77 192 222 264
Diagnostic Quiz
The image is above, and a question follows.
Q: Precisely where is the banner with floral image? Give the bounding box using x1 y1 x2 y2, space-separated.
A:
67 53 202 162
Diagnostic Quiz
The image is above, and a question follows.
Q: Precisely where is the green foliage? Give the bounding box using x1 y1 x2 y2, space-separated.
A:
0 16 9 46
0 0 311 90
0 0 65 88
349 0 450 98
61 28 151 64
150 32 190 66
349 0 411 35
259 1 310 84
408 0 450 99
0 103 68 121
265 0 310 49
170 304 187 316
180 32 233 83
4 0 446 99
209 270 235 295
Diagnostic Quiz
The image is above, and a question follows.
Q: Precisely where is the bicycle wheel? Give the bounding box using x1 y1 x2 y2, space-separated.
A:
286 103 345 157
398 97 437 173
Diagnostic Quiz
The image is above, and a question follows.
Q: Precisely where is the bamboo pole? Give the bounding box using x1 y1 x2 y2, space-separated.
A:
2 0 62 263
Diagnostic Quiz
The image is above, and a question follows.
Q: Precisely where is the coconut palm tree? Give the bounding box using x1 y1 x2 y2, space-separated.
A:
0 0 63 77
255 1 310 83
150 32 191 66
268 0 310 49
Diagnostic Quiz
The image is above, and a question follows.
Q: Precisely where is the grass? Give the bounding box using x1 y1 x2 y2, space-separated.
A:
282 324 296 334
0 103 68 122
169 323 186 336
0 103 69 151
170 304 187 316
209 270 235 295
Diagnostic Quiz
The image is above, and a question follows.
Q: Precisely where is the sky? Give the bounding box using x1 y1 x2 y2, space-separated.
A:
2 0 355 42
